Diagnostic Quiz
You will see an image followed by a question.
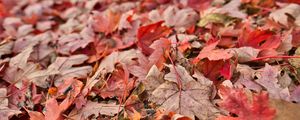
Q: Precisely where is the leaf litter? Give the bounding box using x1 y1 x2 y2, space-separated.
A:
1 0 300 120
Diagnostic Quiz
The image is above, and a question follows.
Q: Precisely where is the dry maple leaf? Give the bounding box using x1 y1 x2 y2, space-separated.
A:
0 88 21 120
0 41 13 58
235 64 262 92
69 101 123 119
269 3 300 27
57 26 94 55
147 6 199 32
47 54 92 86
255 64 290 101
151 65 220 120
229 47 260 63
144 65 164 91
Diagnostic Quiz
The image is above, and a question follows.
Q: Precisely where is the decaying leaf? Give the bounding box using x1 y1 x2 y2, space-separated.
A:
255 64 290 101
198 13 237 27
151 65 220 119
73 101 123 119
269 4 300 26
2 0 300 120
229 47 260 63
0 88 21 120
47 54 92 86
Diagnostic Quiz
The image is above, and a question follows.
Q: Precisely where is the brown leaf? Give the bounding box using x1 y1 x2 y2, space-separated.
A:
269 4 300 27
151 65 220 119
75 101 123 119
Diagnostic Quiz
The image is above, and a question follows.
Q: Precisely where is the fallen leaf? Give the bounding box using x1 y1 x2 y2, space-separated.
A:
269 4 300 27
58 79 83 112
137 21 172 55
196 59 226 83
291 85 300 102
198 13 237 27
0 41 13 58
75 101 123 119
99 65 134 101
162 6 199 31
229 47 260 63
57 27 94 55
151 65 220 119
0 88 21 120
238 29 281 50
255 64 290 101
25 109 45 120
44 98 62 120
187 0 212 12
235 64 262 92
218 87 276 120
92 10 121 34
148 38 171 70
47 54 92 86
216 0 247 19
144 65 164 91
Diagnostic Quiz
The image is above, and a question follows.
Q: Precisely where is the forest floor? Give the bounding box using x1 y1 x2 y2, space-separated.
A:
1 0 300 120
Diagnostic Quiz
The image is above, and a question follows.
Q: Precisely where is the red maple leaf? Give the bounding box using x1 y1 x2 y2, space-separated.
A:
196 59 225 83
137 21 172 55
218 86 276 120
220 60 234 80
193 40 233 63
238 29 281 50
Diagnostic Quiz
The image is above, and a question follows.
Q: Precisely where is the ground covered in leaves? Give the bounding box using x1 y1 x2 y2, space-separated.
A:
2 0 300 120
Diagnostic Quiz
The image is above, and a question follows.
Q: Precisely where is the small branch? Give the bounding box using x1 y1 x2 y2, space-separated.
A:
167 54 183 113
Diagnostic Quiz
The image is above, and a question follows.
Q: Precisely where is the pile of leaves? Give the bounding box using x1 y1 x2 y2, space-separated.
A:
1 0 300 119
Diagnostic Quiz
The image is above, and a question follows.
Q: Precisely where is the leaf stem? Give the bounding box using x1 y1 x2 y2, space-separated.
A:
251 55 300 61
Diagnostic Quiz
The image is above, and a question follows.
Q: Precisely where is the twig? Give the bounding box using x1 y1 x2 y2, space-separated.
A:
251 55 300 61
